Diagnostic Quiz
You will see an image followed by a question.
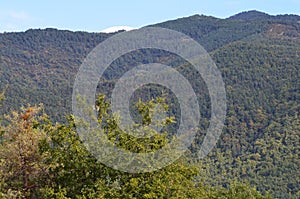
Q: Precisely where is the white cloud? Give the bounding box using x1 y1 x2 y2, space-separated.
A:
100 26 136 33
0 10 36 32
9 11 31 20
2 23 17 30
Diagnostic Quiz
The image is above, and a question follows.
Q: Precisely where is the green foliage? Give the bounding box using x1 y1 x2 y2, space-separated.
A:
212 182 273 199
0 85 7 109
0 96 273 198
0 91 4 107
0 105 48 198
95 94 175 153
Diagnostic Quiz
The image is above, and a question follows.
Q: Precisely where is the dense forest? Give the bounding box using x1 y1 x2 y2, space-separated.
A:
0 10 299 198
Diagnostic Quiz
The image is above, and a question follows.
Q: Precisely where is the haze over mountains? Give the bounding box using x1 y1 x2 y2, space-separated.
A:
0 10 299 198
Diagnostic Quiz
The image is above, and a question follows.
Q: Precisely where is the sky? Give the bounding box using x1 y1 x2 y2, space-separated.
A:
0 0 300 33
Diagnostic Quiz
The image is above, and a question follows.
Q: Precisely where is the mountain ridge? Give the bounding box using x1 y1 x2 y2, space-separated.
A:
229 10 300 22
1 10 299 34
228 10 272 20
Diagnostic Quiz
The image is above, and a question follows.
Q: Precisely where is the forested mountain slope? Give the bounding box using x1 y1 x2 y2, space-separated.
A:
0 11 299 198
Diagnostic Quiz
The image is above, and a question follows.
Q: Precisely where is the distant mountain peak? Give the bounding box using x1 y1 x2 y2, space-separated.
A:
228 10 271 20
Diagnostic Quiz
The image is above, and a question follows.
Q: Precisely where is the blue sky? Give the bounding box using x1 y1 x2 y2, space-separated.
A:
1 0 299 33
